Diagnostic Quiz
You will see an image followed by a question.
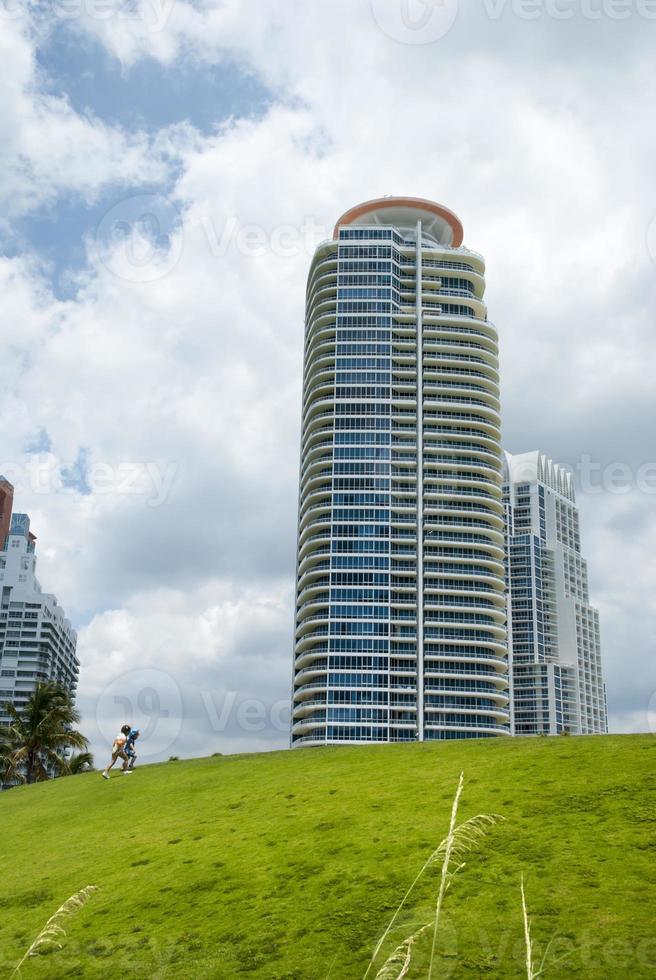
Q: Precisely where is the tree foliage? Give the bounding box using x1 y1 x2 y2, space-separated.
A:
0 681 88 786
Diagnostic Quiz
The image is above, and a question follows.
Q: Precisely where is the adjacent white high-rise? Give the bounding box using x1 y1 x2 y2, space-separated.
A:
0 478 79 722
504 452 608 735
292 198 509 746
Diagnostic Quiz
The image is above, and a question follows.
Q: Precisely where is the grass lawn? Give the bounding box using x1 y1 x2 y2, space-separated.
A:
1 734 655 978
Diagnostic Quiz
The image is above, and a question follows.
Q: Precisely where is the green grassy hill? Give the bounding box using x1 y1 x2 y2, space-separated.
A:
1 735 655 979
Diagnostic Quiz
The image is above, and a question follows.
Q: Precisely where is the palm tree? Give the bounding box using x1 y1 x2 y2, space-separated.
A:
1 681 88 786
68 751 95 774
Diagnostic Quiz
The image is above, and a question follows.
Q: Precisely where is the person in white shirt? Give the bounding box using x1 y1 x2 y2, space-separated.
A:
101 725 134 779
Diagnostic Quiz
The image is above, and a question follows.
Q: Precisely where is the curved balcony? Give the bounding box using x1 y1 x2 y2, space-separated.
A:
301 373 335 405
296 597 330 623
300 442 334 473
424 719 510 737
299 471 332 501
307 246 338 272
301 426 334 455
294 632 330 659
423 488 503 513
423 337 497 361
424 354 499 380
423 455 502 477
292 712 328 734
292 697 331 718
425 683 510 703
297 513 331 544
297 529 331 562
294 646 331 671
297 550 331 578
306 270 338 302
424 648 508 670
424 591 505 614
305 322 337 353
292 733 329 746
424 519 504 547
424 701 510 721
295 611 331 638
298 497 332 529
422 442 501 467
423 382 500 413
293 661 329 684
422 396 501 426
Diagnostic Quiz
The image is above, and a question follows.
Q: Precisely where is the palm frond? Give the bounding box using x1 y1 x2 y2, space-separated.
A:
10 886 99 978
68 751 95 775
1 682 89 783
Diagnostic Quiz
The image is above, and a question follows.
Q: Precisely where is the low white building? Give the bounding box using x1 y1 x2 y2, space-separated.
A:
0 494 79 722
503 451 607 735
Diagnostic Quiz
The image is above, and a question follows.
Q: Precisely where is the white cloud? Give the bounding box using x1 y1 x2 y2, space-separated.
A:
0 19 187 220
77 579 293 763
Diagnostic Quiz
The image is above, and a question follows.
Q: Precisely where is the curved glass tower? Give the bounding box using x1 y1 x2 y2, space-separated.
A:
292 197 509 746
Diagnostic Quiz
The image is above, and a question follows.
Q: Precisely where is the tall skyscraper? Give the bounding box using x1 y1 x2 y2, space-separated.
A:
0 481 79 723
504 451 608 735
292 197 509 746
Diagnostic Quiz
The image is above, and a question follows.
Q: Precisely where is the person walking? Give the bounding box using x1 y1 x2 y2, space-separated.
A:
101 725 133 779
125 728 140 770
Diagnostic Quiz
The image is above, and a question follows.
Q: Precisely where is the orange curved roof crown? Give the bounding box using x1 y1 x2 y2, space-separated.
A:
333 196 463 247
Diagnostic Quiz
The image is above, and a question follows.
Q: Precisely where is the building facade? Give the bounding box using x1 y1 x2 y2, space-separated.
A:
292 197 509 746
0 483 79 724
504 451 607 735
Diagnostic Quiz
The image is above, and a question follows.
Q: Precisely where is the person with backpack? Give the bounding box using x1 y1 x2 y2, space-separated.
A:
101 725 133 779
125 728 140 770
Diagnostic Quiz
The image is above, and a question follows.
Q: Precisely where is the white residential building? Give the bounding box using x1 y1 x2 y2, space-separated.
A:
503 451 608 735
0 483 79 722
292 197 509 746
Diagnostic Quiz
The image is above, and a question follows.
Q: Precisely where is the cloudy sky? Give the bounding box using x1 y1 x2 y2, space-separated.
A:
1 0 655 763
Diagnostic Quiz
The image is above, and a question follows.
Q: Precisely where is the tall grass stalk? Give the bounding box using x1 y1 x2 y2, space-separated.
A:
10 885 99 978
521 874 552 980
427 771 463 979
364 772 502 980
374 923 432 980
